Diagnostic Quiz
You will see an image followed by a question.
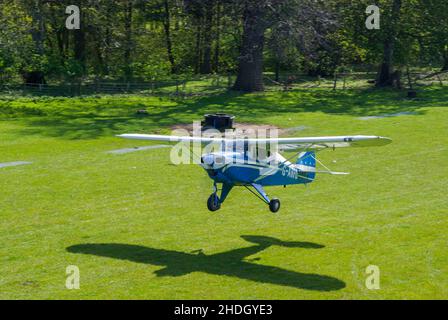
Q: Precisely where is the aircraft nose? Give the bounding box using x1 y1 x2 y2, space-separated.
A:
201 154 214 166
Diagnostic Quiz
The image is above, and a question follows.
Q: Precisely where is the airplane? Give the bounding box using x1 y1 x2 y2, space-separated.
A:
117 132 392 213
67 235 346 291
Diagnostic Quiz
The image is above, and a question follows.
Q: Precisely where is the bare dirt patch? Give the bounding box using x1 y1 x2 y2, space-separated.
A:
170 123 308 136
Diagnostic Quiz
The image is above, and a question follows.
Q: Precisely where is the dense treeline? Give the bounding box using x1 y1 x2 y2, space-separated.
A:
0 0 447 91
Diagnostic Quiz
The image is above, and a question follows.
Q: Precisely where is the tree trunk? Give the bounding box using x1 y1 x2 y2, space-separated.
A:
213 1 222 73
30 0 45 56
103 4 113 76
200 0 213 74
48 4 67 66
74 29 86 73
70 0 86 76
163 0 176 74
25 0 46 84
56 29 66 64
443 61 448 72
376 0 402 87
194 20 202 74
124 0 133 81
442 48 448 71
92 26 105 76
232 2 268 92
377 40 394 86
275 61 280 82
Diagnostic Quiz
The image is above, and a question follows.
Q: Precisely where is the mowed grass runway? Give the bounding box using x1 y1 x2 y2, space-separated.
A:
0 87 447 299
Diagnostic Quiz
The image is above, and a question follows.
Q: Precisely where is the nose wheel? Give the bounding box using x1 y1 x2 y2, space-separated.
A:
207 193 221 211
206 183 233 212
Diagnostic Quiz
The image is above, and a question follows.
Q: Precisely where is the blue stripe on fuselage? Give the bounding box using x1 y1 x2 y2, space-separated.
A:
207 161 315 186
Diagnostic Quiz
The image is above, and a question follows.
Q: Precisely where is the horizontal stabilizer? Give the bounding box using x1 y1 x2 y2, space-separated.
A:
295 166 349 175
316 170 350 175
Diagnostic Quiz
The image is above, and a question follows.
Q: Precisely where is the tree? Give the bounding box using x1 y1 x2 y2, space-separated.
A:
232 0 271 92
73 1 86 76
0 0 34 83
0 0 444 87
233 0 337 91
417 0 448 71
162 0 176 73
376 0 402 87
123 0 134 80
22 0 47 84
200 0 214 74
213 1 222 73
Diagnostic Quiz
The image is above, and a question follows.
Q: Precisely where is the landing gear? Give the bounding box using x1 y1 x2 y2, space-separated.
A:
207 182 280 213
207 183 233 212
269 199 281 213
207 193 221 211
245 183 281 213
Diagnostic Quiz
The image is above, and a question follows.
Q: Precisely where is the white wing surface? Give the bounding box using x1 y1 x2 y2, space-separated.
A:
117 134 392 148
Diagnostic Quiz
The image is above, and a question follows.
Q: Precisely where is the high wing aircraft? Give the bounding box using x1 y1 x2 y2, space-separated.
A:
117 133 392 213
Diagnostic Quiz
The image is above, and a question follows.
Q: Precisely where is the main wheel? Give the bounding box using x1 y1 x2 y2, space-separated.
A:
269 198 280 213
207 193 221 211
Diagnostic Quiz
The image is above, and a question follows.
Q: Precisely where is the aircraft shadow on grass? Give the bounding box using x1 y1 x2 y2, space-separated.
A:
67 235 345 291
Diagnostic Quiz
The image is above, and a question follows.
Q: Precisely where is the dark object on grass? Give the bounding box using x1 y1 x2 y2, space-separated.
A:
283 75 296 91
136 109 149 116
376 70 402 89
22 71 46 86
202 113 235 132
407 90 417 99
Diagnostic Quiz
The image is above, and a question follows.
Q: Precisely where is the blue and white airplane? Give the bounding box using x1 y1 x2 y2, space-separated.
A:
118 133 392 213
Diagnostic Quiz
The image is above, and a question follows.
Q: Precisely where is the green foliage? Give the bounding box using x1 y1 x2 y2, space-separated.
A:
0 0 447 85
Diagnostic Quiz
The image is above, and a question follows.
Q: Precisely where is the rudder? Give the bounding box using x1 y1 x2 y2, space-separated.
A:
296 151 316 181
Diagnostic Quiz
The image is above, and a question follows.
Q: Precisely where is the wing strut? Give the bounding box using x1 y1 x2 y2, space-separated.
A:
299 154 349 175
244 184 270 204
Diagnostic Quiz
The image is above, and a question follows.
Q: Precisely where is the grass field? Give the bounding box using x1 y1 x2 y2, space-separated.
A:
1 84 447 299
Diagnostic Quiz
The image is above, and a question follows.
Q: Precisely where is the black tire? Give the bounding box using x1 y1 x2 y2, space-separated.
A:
269 199 280 213
207 193 221 211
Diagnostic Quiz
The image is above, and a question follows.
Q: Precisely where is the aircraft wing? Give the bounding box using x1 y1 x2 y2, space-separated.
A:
117 134 392 148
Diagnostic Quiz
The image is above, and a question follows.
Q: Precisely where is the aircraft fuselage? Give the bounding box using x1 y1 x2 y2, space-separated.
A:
200 151 315 186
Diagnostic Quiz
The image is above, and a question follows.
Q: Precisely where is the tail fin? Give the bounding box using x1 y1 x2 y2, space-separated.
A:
296 151 316 181
296 151 316 166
